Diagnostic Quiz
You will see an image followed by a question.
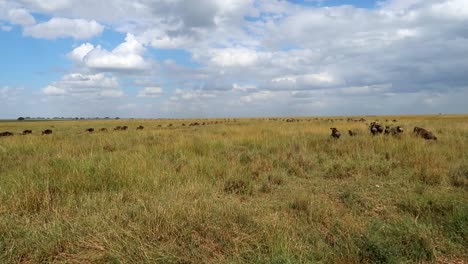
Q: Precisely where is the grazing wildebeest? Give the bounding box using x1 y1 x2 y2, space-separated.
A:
0 131 14 137
42 129 52 135
330 128 341 139
121 126 128 130
413 127 437 140
168 124 173 127
22 130 32 135
114 126 122 131
389 126 404 135
384 126 390 135
99 128 108 132
85 128 94 133
137 125 144 130
369 122 384 135
348 130 357 136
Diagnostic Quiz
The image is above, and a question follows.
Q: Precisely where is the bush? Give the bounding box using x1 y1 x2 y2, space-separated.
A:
224 178 252 195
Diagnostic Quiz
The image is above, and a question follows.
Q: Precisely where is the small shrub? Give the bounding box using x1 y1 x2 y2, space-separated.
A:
339 190 364 209
103 144 116 152
224 178 252 195
239 152 252 165
290 197 309 213
259 183 272 193
268 173 284 186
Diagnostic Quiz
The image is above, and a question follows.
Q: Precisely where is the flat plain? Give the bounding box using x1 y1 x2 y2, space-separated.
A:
0 115 467 263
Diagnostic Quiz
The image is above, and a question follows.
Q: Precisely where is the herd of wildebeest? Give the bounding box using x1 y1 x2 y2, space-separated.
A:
0 118 438 140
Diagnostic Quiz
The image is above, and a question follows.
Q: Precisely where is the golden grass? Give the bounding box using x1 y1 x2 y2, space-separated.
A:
0 115 467 263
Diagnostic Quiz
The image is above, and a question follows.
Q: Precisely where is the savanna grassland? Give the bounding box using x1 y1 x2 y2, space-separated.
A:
0 115 467 263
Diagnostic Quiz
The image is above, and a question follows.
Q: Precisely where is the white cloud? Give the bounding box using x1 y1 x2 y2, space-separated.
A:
23 17 104 39
68 33 149 72
42 73 124 98
137 87 163 98
8 8 36 26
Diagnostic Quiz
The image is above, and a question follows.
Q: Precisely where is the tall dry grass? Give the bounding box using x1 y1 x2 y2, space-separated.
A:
0 115 467 263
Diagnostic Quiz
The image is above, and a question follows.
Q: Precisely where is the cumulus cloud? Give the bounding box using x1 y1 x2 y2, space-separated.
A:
23 17 104 39
42 73 124 98
8 8 35 25
68 34 149 72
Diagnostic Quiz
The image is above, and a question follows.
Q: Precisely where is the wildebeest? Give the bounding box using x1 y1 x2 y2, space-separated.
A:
369 122 384 135
0 131 14 137
42 129 52 135
389 126 404 135
99 128 108 132
348 130 357 136
384 126 391 135
137 125 144 130
330 128 341 139
168 124 173 127
414 127 437 140
119 126 128 131
22 130 32 135
85 128 94 133
114 126 122 131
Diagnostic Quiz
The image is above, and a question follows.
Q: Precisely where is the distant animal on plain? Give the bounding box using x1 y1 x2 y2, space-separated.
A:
413 126 437 140
114 126 122 131
42 129 52 135
22 130 32 135
369 122 384 135
389 126 404 135
99 128 108 132
0 131 14 137
330 128 341 139
85 128 94 133
137 125 144 130
348 130 357 136
121 126 128 130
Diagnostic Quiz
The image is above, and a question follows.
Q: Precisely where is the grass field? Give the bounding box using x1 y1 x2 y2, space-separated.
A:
0 115 467 263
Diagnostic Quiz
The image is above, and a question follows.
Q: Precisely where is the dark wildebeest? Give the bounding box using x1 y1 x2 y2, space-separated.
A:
348 130 357 136
414 127 437 140
369 122 384 136
85 128 94 133
22 130 32 135
114 126 122 131
168 124 173 127
99 128 108 132
137 125 144 130
0 131 14 137
330 128 341 139
121 126 128 130
42 129 52 135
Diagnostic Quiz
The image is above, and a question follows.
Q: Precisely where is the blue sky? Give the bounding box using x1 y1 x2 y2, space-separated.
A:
1 0 468 118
